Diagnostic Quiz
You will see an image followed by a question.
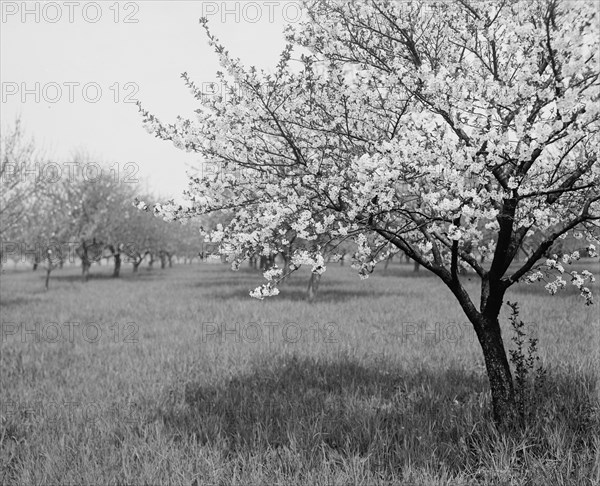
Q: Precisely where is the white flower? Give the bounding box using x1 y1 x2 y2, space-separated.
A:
263 267 283 281
545 281 558 295
581 270 595 282
507 177 519 189
524 271 543 283
250 284 280 300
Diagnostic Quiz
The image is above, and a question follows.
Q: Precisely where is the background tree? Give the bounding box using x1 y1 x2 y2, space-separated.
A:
101 182 142 278
20 180 73 289
61 153 136 281
140 0 599 426
172 219 204 264
0 117 44 240
0 118 45 273
123 198 169 273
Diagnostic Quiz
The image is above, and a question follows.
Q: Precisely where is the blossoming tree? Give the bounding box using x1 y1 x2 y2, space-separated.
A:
0 117 44 241
139 0 599 425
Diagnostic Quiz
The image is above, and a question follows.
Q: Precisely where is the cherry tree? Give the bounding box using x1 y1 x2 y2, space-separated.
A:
122 197 170 273
171 219 205 265
0 117 44 241
139 0 599 425
23 182 73 289
63 170 119 280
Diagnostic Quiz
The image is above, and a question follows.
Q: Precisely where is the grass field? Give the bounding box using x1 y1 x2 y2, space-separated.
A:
1 260 599 485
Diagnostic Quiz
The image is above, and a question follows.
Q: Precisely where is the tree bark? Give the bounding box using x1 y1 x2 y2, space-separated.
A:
78 240 92 282
281 252 290 283
45 268 51 290
472 314 516 426
383 254 392 274
413 261 420 272
259 255 268 270
81 261 90 281
113 252 121 278
307 273 321 302
133 260 140 273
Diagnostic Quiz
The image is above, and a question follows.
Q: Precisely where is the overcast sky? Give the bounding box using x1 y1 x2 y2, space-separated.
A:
1 1 298 198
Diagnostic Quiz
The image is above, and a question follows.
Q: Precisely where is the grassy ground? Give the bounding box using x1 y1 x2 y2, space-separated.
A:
1 260 599 485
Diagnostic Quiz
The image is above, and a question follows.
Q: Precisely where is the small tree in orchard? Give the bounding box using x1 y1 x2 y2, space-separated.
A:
0 117 44 242
101 182 148 278
123 196 171 273
144 209 174 269
62 157 127 280
172 219 205 264
0 118 46 272
21 181 72 289
140 0 599 425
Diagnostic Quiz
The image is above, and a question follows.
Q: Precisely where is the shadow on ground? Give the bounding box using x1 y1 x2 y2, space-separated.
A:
150 354 598 477
206 285 380 303
153 355 490 472
200 274 400 302
50 269 164 284
0 296 37 308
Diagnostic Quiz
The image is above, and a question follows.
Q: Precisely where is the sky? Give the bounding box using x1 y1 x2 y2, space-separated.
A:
1 1 298 198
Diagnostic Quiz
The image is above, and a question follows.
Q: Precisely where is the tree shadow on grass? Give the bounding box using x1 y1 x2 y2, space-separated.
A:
199 274 401 302
205 286 382 303
153 355 490 473
151 354 599 478
0 296 37 308
50 270 162 284
375 265 438 279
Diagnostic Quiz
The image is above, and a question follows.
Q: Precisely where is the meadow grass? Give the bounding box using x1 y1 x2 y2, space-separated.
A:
1 260 599 485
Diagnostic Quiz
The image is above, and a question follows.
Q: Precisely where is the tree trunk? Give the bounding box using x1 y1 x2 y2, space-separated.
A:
113 253 121 278
133 260 140 273
383 254 392 275
259 255 268 270
79 240 91 282
45 268 51 290
280 252 290 283
168 253 173 268
82 261 90 281
413 261 420 272
474 315 516 426
307 273 321 302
